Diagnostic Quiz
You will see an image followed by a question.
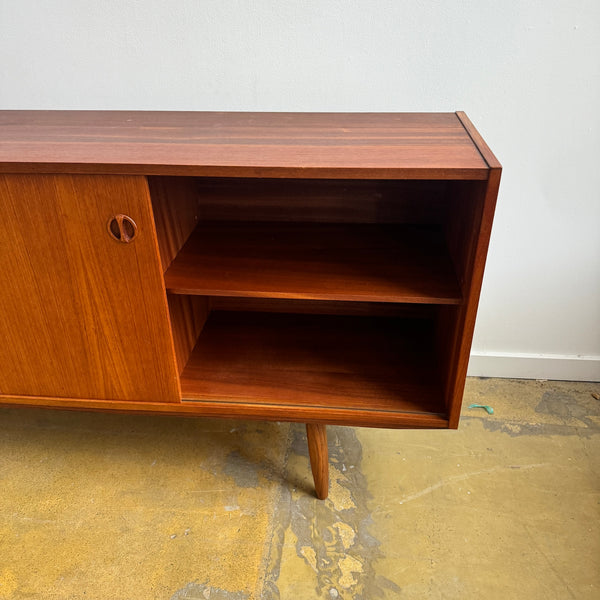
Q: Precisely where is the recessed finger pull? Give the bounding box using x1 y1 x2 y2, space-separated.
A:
107 214 137 243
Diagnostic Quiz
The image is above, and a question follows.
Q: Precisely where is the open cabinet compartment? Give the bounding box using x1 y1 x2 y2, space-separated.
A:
149 175 489 429
178 302 447 428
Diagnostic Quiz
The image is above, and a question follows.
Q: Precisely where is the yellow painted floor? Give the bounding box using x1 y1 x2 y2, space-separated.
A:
0 378 598 599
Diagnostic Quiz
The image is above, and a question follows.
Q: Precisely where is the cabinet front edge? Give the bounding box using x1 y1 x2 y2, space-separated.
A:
0 163 490 180
0 394 449 429
455 112 502 171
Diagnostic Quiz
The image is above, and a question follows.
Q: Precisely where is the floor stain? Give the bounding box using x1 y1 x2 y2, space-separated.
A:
463 389 600 438
170 582 249 600
471 417 599 438
222 451 260 488
535 390 600 429
260 426 401 599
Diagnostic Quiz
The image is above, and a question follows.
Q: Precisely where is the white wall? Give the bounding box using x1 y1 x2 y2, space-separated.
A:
1 1 599 380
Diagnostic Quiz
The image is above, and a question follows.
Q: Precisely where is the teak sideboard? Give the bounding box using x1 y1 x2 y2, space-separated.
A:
0 111 501 499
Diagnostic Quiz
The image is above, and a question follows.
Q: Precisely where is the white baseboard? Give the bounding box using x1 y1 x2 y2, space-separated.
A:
467 351 600 382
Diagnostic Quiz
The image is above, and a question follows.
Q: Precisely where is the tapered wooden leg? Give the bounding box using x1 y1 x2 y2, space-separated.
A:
306 423 329 499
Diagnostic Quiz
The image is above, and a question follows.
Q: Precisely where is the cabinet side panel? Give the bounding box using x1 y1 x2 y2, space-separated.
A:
148 176 201 271
147 176 208 372
445 180 487 292
168 295 210 374
0 174 180 403
438 172 501 426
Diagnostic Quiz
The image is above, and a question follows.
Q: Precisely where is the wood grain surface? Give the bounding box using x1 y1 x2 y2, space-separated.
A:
0 392 449 429
188 178 449 224
148 176 201 271
306 423 329 499
0 174 180 402
179 311 447 427
167 295 210 375
0 111 488 179
445 169 501 427
210 297 437 318
164 222 462 304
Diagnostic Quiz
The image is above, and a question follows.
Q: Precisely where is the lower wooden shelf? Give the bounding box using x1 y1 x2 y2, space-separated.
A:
179 311 448 428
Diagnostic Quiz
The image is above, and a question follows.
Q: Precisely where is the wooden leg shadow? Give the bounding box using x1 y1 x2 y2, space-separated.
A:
306 423 329 499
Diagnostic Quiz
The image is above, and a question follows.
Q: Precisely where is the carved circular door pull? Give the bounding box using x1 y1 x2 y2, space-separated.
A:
107 214 137 243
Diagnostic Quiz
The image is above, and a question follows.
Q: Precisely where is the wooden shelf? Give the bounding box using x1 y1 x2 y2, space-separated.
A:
164 222 461 304
180 311 448 428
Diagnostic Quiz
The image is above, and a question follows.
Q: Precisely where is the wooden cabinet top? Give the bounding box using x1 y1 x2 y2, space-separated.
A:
0 110 499 179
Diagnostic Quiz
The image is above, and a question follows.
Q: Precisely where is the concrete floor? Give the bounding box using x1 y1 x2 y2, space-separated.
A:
0 378 598 599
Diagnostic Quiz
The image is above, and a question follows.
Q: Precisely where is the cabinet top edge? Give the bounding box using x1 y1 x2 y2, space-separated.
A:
0 110 494 178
